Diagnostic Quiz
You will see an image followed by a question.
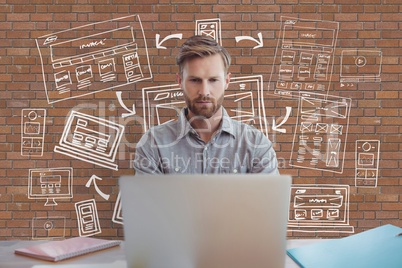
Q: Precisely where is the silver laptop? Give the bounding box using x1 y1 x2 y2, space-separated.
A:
119 174 291 268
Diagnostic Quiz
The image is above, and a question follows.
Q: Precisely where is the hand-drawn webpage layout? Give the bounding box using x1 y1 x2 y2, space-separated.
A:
289 93 351 174
288 185 354 233
142 75 267 135
36 15 151 104
266 16 382 234
268 16 339 99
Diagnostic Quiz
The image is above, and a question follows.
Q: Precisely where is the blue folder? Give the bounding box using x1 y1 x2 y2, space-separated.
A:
287 224 402 268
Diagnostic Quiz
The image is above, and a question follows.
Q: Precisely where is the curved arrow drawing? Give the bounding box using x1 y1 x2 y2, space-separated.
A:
235 32 263 49
272 106 292 133
86 175 110 200
116 91 136 118
156 33 183 49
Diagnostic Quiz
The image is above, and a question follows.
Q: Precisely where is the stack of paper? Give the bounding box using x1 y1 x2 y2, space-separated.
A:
14 237 121 262
287 224 402 268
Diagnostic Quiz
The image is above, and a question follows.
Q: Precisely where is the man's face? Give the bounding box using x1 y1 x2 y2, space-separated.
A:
178 54 231 119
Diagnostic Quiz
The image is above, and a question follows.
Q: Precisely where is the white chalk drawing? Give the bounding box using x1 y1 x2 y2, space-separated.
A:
272 106 292 133
116 91 136 118
21 109 46 157
54 110 125 171
340 49 382 82
196 18 222 45
86 175 110 200
156 33 183 49
112 191 123 225
289 93 351 173
355 140 380 187
28 167 73 206
235 32 264 49
36 14 152 104
287 184 354 234
142 75 268 135
268 16 339 99
75 199 102 237
32 216 66 240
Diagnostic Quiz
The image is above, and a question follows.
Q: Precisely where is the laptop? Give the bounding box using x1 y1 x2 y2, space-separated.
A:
119 174 291 268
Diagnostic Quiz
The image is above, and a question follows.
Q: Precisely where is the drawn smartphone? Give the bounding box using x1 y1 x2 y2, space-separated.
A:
21 109 46 157
75 199 101 237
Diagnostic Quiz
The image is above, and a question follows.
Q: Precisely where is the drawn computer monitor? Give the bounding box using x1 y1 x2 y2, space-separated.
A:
287 184 354 234
28 167 73 206
54 110 125 171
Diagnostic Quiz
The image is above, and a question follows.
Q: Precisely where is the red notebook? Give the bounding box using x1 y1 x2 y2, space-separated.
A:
14 237 121 262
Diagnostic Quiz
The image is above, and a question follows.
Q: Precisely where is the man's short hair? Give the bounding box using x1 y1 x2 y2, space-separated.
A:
176 35 231 76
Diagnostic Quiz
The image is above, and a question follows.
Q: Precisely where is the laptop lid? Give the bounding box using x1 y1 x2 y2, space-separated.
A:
119 174 291 268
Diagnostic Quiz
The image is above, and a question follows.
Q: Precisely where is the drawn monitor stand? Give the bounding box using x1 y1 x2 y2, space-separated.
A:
355 140 380 187
35 14 152 104
287 184 354 234
289 93 351 174
340 50 382 83
268 16 339 99
142 75 268 135
21 109 46 157
54 110 125 171
28 167 73 206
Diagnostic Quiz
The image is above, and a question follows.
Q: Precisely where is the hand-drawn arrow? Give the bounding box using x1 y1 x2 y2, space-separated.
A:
86 175 110 200
116 91 136 118
272 106 292 133
235 32 263 49
156 33 183 49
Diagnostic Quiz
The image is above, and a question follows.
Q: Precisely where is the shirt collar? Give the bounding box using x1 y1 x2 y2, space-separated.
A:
176 107 236 139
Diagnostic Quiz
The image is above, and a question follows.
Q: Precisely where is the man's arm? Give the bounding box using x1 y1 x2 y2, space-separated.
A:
133 132 163 175
247 130 280 174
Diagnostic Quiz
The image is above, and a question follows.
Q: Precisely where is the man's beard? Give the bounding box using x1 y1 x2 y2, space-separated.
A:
185 94 224 119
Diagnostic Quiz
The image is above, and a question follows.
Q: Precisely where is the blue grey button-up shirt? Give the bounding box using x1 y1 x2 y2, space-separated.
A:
134 108 279 174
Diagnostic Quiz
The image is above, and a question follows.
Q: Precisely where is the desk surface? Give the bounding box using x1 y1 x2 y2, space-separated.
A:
1 239 323 267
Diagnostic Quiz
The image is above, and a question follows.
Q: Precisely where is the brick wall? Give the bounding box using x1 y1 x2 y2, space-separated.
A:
1 0 401 240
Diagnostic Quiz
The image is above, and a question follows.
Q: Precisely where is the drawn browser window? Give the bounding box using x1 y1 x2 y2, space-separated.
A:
141 75 267 135
268 16 339 99
36 14 152 104
340 49 382 83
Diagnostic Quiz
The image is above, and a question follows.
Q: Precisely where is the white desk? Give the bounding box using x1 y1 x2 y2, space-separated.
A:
1 239 323 267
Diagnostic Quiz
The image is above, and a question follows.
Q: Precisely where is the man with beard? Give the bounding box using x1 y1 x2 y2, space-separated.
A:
134 36 279 174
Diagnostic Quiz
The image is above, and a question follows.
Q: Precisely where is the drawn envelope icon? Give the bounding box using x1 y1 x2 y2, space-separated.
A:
225 92 254 121
294 196 307 207
323 100 348 119
315 123 328 133
328 196 343 207
300 97 321 115
300 121 313 132
155 103 184 125
200 30 216 39
330 124 343 135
